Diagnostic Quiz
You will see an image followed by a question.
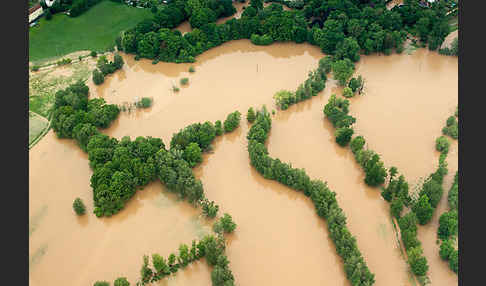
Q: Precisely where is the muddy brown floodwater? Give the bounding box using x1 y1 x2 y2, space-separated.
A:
30 39 457 286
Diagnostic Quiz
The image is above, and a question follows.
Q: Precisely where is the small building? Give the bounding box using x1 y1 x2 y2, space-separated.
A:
29 4 44 24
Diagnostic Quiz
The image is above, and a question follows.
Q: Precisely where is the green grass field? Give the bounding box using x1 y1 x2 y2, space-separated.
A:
29 112 49 145
29 1 151 63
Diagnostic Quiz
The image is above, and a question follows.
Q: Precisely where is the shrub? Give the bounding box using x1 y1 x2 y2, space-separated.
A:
412 194 434 225
189 66 195 73
439 239 455 260
114 277 130 286
331 58 355 86
73 198 86 215
348 76 363 93
215 120 223 136
32 65 40 72
213 213 237 234
223 111 241 133
94 282 110 286
91 51 97 57
202 199 219 218
172 86 180 92
438 210 458 240
57 58 72 66
407 246 429 276
342 87 354 98
449 249 458 273
138 97 152 108
335 127 354 147
363 154 387 187
183 142 202 167
390 197 403 218
318 56 333 74
446 116 456 127
180 78 189 85
93 69 105 85
247 107 256 123
435 136 450 154
350 136 365 154
113 53 124 70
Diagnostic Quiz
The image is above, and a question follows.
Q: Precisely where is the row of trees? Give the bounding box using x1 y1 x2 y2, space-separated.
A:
93 54 125 85
323 92 431 278
274 57 327 110
247 106 375 286
95 234 235 286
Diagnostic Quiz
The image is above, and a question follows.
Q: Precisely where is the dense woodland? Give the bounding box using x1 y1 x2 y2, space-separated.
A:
116 0 455 64
51 81 240 217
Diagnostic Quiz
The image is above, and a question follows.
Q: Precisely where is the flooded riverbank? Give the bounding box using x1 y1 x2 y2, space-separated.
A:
30 39 457 286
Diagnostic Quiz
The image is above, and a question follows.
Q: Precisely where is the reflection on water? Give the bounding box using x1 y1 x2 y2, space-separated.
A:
30 38 457 286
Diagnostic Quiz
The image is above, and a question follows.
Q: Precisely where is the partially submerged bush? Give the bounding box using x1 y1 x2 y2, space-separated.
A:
213 213 237 234
435 136 450 154
247 107 256 123
90 51 97 57
137 97 152 108
342 87 354 98
73 198 86 215
93 69 105 85
189 66 195 73
223 111 241 133
180 78 189 85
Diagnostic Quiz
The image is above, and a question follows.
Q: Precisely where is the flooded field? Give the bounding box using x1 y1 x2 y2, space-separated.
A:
30 38 457 286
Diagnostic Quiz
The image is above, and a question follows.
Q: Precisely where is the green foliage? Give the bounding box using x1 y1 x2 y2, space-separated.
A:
57 58 72 66
335 37 361 62
439 239 455 261
449 249 458 273
342 87 354 98
247 107 375 286
250 34 274 46
318 56 333 74
407 246 429 276
94 282 110 286
180 78 189 85
331 58 355 86
140 255 153 284
93 68 105 85
183 142 202 167
213 213 237 234
442 113 458 139
435 136 450 154
419 177 444 209
335 127 354 147
113 277 129 286
73 197 86 215
348 76 363 93
170 121 216 151
350 136 365 154
137 97 152 108
390 197 403 219
363 154 387 187
323 94 355 128
247 107 256 123
223 111 241 133
214 120 223 136
438 210 458 240
91 50 97 57
412 194 434 225
189 66 195 73
201 198 219 218
448 172 458 210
